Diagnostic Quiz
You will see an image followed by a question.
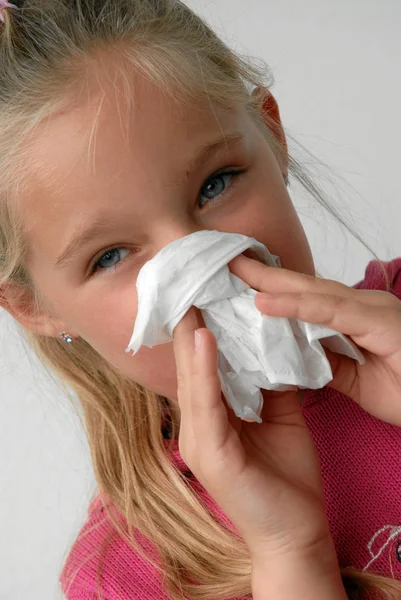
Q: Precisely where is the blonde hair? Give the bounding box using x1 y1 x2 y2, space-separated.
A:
0 1 397 599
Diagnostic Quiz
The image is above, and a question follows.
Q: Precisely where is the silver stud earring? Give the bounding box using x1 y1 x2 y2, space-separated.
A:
60 332 73 343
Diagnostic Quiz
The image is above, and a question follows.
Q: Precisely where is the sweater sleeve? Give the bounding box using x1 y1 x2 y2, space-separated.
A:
354 257 401 299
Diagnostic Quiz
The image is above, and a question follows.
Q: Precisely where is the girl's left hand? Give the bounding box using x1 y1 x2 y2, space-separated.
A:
229 255 401 427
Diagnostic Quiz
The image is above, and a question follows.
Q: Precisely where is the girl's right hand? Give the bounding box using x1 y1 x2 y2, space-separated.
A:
173 308 335 563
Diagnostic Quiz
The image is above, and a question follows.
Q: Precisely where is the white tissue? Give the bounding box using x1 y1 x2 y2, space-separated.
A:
126 230 365 423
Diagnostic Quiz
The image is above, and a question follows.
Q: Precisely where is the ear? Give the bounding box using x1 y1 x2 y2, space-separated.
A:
0 283 76 339
252 87 288 176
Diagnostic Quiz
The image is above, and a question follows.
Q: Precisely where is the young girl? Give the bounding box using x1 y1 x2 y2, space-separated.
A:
1 1 401 599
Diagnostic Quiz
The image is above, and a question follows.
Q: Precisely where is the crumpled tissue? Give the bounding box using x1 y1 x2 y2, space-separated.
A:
126 230 365 423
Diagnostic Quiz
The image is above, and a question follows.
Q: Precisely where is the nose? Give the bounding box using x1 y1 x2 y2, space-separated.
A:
152 222 208 255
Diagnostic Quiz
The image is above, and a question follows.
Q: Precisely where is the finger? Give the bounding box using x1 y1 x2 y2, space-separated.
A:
190 328 233 455
173 308 203 442
173 307 205 383
229 254 344 295
255 291 401 358
229 255 400 309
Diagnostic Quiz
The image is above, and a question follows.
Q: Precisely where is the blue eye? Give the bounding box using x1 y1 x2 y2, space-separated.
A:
94 248 130 272
198 170 242 208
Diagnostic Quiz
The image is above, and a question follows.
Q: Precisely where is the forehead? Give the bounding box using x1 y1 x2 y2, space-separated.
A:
22 68 248 222
19 66 253 265
30 64 246 171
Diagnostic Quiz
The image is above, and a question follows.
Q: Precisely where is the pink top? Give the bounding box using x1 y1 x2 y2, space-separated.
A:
60 258 401 599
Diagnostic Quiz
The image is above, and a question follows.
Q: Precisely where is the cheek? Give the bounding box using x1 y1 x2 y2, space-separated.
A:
71 280 138 340
213 191 313 276
108 342 178 399
66 285 179 398
210 189 297 249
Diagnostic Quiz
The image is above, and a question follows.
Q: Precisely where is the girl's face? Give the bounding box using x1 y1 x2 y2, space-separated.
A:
19 68 314 401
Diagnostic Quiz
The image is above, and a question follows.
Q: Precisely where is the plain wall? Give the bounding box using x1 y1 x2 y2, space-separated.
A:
1 1 400 598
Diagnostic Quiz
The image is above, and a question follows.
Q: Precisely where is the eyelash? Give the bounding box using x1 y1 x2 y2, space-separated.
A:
90 167 246 275
198 168 245 208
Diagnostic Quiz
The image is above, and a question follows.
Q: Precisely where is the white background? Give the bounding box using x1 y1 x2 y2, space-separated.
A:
1 1 400 598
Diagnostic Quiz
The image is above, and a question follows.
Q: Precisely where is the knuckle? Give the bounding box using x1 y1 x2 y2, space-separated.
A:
314 275 349 294
304 291 345 309
300 272 318 286
176 373 187 395
300 273 318 293
382 292 401 309
329 294 347 309
358 289 401 309
312 292 347 318
307 273 319 283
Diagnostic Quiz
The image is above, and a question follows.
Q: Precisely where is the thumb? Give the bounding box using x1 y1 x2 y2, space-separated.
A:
259 388 306 427
325 348 359 401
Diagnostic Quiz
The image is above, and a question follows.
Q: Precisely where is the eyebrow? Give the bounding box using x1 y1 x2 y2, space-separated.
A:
55 131 245 270
55 218 117 269
185 132 245 174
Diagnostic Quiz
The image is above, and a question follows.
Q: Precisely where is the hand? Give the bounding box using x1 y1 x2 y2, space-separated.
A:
173 308 334 560
230 254 401 427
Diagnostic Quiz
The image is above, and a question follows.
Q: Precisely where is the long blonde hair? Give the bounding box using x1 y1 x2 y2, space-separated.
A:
0 1 398 599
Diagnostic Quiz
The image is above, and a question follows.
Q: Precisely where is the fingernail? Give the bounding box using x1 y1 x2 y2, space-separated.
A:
194 330 202 351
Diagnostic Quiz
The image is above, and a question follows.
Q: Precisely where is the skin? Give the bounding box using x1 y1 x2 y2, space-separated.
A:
4 59 314 402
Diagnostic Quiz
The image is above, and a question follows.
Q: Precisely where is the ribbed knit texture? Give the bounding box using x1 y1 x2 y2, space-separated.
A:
60 259 401 599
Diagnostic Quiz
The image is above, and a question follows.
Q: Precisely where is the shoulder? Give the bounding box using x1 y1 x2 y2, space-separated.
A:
59 495 169 600
59 495 108 598
353 257 401 298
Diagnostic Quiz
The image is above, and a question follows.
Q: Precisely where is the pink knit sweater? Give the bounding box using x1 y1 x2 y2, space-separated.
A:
60 259 401 599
